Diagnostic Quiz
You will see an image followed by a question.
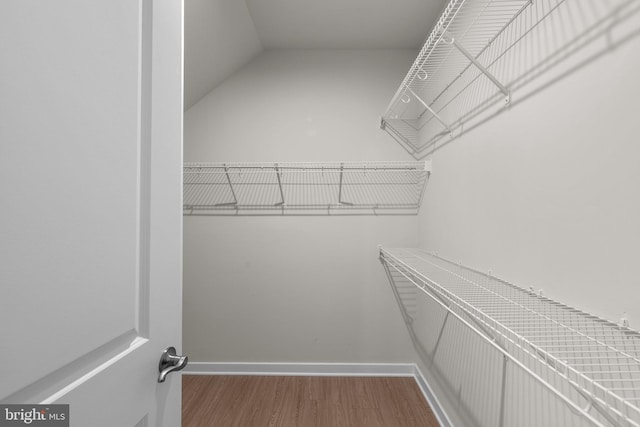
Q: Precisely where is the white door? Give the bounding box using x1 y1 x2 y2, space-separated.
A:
0 0 183 426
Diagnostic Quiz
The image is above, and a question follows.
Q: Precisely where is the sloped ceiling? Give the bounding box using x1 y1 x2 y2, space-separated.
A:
184 0 447 110
184 0 263 109
245 0 447 49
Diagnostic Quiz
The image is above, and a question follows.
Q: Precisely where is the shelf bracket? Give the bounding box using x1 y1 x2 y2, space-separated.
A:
220 164 238 206
274 164 285 206
406 87 452 133
338 164 353 206
442 32 511 103
498 356 508 427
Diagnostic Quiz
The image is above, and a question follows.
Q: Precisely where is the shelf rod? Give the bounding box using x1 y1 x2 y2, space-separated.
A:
223 164 238 205
274 164 285 206
406 87 452 133
442 32 511 103
187 164 426 172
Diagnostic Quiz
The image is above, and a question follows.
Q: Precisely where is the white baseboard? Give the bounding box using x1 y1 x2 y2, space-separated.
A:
413 365 453 427
183 362 451 427
184 361 416 376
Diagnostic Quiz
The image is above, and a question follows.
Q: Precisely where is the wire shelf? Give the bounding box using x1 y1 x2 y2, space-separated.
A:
381 0 639 157
382 0 530 155
184 161 430 216
380 247 640 427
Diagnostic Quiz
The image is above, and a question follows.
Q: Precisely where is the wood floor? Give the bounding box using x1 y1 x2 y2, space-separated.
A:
182 375 440 427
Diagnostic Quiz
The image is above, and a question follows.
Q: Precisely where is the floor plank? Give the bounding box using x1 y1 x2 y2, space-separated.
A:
182 375 440 427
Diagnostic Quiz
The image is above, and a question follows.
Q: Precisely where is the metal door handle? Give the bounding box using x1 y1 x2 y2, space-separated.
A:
158 346 188 383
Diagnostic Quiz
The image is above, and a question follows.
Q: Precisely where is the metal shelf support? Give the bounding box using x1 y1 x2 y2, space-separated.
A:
441 32 511 104
274 164 285 206
338 164 354 206
220 164 238 206
407 87 452 133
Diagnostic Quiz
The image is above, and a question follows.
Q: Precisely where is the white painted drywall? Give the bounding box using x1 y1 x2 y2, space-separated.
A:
411 9 640 427
418 20 640 334
184 0 263 109
183 50 420 364
245 0 447 49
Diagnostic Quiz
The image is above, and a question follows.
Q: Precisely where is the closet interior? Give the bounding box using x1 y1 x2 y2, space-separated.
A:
183 0 640 426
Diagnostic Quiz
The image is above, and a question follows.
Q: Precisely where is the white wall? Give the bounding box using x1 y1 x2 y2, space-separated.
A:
184 0 262 109
183 50 421 364
418 17 640 333
411 7 640 427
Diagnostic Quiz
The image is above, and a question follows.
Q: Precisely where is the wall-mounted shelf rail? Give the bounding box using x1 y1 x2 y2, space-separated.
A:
380 247 640 427
381 0 532 156
184 161 430 216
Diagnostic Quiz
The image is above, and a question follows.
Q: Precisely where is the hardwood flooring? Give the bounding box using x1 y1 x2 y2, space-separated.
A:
182 375 440 427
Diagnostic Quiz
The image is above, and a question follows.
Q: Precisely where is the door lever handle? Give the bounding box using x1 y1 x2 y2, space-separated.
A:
158 346 188 383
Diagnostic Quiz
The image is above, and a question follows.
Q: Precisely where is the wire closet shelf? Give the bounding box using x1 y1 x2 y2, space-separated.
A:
381 0 531 156
183 161 430 216
380 247 640 427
